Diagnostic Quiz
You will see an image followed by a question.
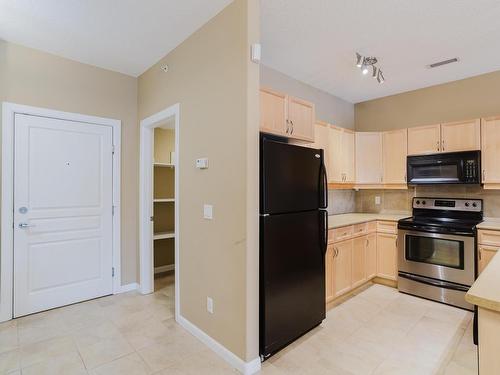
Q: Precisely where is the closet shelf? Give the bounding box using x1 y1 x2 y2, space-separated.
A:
153 231 175 240
153 198 175 203
154 162 175 168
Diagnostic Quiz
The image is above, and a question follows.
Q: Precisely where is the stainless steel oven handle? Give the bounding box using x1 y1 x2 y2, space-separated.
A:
398 272 470 292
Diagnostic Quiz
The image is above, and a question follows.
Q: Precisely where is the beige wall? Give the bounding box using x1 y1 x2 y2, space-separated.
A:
138 0 259 361
355 70 500 131
0 40 139 285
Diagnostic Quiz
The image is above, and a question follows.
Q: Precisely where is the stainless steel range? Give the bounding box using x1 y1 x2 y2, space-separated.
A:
397 197 483 311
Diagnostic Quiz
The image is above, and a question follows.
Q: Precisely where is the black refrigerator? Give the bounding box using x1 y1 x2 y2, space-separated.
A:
259 135 328 360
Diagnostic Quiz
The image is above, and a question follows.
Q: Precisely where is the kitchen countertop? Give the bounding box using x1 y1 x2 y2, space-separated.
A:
477 218 500 231
466 218 500 312
328 212 410 229
466 250 500 312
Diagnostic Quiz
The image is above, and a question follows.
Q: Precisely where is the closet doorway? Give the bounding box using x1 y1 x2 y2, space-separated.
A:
139 104 180 320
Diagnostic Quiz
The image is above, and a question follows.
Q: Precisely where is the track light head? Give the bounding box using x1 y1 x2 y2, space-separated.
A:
356 53 363 68
361 64 369 75
372 66 377 78
377 69 385 83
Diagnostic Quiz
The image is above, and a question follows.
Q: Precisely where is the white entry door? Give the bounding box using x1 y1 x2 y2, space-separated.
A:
13 114 114 317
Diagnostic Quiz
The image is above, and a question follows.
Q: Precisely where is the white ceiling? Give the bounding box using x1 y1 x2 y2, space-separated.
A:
0 0 232 76
261 0 500 103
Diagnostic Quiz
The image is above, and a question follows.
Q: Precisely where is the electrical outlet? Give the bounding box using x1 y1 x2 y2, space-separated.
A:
375 196 381 205
203 204 213 219
207 297 214 314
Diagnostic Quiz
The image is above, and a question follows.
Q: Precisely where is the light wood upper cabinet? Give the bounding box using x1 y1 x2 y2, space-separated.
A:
407 124 441 155
441 119 480 152
288 96 315 142
342 130 356 183
328 126 343 183
332 240 352 298
365 233 377 279
383 129 408 186
355 132 383 185
312 122 330 173
328 126 355 184
325 244 335 302
481 116 500 187
260 88 315 142
376 233 398 281
478 245 498 274
260 88 287 137
352 236 367 288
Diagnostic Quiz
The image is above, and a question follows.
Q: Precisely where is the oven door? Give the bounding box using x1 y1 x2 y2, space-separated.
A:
398 230 475 286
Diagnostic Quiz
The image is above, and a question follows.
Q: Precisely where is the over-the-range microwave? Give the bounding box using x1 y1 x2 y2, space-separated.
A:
407 150 481 185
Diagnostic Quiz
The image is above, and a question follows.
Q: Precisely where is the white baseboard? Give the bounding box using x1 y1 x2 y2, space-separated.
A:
116 282 139 294
154 264 175 274
177 315 261 375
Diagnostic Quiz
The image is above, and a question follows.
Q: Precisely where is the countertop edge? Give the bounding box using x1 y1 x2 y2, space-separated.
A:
466 250 500 313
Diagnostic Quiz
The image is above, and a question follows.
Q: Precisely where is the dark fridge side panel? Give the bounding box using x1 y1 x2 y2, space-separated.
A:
260 210 327 359
260 136 327 215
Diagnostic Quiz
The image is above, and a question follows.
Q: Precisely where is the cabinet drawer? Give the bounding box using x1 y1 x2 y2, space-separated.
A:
353 223 368 237
377 221 398 234
367 221 377 233
331 225 353 243
479 230 500 247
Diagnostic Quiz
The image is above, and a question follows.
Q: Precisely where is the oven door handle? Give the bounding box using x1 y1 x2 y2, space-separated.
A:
398 272 470 292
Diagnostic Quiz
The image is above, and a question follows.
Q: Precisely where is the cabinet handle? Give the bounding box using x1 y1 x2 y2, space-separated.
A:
436 140 440 151
395 238 398 248
334 247 339 257
290 120 294 134
483 169 486 182
404 174 407 182
479 247 482 260
442 139 445 151
366 239 369 247
285 119 290 134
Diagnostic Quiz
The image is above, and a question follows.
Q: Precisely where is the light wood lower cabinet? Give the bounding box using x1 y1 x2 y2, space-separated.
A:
376 233 398 281
325 245 335 302
365 233 377 279
478 245 498 274
352 236 367 288
332 240 353 298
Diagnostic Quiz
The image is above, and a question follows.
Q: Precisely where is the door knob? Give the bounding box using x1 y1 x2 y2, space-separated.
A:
18 223 35 229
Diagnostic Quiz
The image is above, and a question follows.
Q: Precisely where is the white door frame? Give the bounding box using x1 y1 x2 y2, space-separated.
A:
139 103 180 321
0 102 121 322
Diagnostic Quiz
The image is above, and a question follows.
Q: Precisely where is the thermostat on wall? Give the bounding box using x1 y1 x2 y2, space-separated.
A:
196 158 209 169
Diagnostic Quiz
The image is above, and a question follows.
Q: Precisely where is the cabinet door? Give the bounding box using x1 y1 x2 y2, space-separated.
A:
478 245 498 274
352 236 366 288
288 96 315 142
355 132 383 185
260 88 287 136
328 126 343 183
332 240 352 298
407 124 441 155
481 117 500 185
325 244 334 302
314 122 330 174
383 129 408 185
441 119 480 152
342 130 356 183
376 233 398 280
365 233 377 279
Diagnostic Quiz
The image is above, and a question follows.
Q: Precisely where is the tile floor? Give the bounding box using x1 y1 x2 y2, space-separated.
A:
0 274 477 375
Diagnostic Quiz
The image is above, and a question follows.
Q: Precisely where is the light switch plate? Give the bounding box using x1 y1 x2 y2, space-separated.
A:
375 196 381 205
196 158 209 169
207 297 214 314
203 204 213 219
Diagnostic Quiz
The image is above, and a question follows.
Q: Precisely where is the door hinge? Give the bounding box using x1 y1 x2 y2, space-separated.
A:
112 267 115 277
112 205 115 216
112 145 115 155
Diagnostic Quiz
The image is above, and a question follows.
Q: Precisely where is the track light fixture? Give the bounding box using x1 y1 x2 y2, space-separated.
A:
355 52 385 84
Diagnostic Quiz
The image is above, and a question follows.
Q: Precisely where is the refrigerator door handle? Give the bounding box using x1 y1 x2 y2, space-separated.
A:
319 156 328 209
320 210 328 256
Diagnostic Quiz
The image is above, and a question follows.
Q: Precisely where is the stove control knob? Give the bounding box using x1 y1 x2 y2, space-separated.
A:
416 200 420 205
472 202 477 208
465 202 470 207
422 200 426 205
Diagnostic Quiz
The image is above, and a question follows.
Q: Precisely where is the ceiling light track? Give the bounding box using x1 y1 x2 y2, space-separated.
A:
356 52 385 83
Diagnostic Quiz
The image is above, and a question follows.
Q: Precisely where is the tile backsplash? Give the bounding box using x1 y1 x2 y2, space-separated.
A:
354 186 500 218
327 189 355 215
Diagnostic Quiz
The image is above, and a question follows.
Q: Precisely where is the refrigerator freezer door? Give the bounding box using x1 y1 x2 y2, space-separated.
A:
261 137 327 214
260 210 327 358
